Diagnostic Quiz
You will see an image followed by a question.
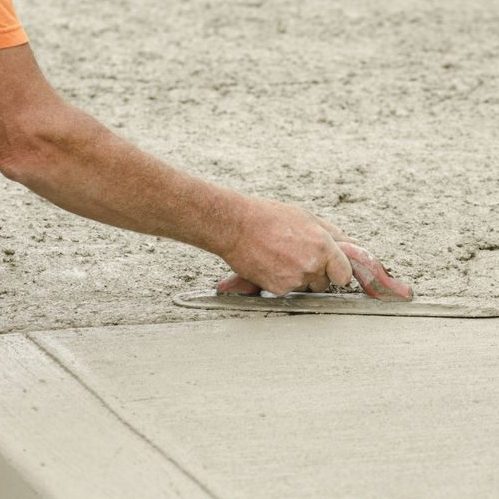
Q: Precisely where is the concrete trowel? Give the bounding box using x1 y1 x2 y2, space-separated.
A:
174 243 498 318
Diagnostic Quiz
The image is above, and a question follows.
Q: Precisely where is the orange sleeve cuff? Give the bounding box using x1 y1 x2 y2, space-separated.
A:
0 0 28 49
0 25 28 48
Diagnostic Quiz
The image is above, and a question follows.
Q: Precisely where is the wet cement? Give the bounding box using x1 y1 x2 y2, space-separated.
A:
1 0 498 332
21 315 499 498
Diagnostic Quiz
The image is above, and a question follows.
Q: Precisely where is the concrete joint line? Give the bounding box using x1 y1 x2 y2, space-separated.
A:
25 332 221 499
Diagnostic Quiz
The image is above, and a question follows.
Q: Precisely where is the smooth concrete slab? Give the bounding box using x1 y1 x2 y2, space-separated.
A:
24 315 499 499
0 451 42 499
0 334 211 499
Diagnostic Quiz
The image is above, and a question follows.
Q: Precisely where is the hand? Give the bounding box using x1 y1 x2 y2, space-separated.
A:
219 198 354 296
218 201 414 302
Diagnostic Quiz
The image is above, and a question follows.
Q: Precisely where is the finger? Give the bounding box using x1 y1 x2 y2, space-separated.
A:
307 274 330 293
317 218 358 244
216 273 261 296
338 242 413 302
325 239 352 286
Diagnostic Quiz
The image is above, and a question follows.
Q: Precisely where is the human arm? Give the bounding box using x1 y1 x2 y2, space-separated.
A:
0 44 353 295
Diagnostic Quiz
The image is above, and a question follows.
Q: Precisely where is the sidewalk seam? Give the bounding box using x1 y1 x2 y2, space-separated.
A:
25 332 221 499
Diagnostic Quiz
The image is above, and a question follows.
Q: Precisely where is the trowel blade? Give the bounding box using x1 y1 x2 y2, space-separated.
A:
173 290 499 318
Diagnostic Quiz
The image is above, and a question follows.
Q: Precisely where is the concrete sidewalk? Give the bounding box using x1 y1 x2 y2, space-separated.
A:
1 315 498 498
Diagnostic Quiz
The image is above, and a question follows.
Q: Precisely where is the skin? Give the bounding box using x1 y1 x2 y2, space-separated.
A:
218 243 414 301
338 242 413 302
0 43 355 296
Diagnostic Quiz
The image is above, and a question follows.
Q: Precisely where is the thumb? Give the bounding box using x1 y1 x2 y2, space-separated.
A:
216 273 261 296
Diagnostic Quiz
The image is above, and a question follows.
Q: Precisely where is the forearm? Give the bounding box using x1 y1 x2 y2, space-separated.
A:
0 45 249 256
19 105 249 257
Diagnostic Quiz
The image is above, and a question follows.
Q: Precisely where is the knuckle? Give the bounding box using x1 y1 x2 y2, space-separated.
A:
329 264 352 286
326 248 352 286
301 255 321 276
311 228 329 250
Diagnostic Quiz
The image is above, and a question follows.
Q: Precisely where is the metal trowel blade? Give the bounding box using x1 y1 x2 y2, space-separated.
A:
173 290 499 319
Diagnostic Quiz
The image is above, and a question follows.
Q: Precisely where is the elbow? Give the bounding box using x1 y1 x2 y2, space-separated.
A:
0 108 58 186
0 142 39 186
0 157 30 184
0 115 35 185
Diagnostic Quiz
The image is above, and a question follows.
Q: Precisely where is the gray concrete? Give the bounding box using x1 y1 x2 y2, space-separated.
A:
0 451 42 499
0 334 210 499
7 315 494 498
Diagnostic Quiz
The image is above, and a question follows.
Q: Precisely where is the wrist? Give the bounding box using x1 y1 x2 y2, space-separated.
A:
189 182 254 260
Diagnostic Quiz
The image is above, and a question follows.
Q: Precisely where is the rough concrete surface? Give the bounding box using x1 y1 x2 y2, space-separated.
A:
1 0 498 333
25 315 499 499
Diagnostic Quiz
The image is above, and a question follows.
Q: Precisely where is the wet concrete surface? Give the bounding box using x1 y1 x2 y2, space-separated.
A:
1 315 497 498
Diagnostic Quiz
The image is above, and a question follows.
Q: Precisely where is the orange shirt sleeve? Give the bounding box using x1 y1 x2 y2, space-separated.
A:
0 0 28 49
